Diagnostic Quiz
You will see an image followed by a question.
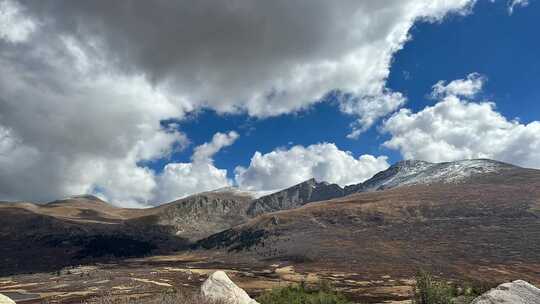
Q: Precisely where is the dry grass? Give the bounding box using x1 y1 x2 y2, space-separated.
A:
85 290 227 304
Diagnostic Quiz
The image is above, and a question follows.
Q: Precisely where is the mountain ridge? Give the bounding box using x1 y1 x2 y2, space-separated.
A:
246 178 345 216
196 164 540 282
245 158 518 216
0 158 537 276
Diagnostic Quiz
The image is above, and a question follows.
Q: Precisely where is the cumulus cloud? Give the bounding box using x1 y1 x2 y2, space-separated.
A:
20 0 475 121
383 74 540 168
508 0 529 14
155 132 239 203
0 0 480 205
192 132 239 164
431 72 485 98
235 143 389 191
0 12 188 206
340 91 406 139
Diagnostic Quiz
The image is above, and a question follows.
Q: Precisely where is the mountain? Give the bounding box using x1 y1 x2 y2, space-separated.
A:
246 178 344 216
0 188 256 274
0 158 535 279
0 202 174 275
197 163 540 282
0 195 135 224
347 159 515 192
132 189 256 241
246 159 517 216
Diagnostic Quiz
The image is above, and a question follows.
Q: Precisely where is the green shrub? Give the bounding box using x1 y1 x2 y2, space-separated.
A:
412 270 500 304
413 270 454 304
257 281 351 304
451 280 498 304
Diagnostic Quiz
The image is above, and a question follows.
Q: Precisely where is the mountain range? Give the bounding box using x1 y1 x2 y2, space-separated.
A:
1 158 539 281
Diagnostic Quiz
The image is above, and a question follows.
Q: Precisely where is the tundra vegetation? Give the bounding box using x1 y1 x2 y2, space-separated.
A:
256 280 351 304
413 270 498 304
86 280 351 304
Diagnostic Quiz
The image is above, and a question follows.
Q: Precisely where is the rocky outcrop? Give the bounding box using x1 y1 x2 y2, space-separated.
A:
247 178 344 216
201 271 259 304
0 294 15 304
149 192 254 241
471 280 540 304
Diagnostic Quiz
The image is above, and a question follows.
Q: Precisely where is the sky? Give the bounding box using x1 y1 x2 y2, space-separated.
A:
0 0 539 207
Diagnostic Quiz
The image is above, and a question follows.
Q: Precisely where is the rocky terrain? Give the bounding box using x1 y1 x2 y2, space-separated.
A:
247 178 345 216
0 189 258 275
0 252 419 303
0 158 539 303
197 161 540 283
471 280 540 304
130 189 255 241
344 159 514 192
247 159 516 216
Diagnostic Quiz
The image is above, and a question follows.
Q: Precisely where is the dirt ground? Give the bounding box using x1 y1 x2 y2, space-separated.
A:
0 251 419 304
2 249 539 304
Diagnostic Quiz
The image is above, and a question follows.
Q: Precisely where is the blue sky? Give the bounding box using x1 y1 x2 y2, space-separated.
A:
163 0 539 182
2 0 539 206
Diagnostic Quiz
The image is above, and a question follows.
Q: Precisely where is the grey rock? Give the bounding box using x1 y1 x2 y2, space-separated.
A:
471 280 540 304
201 271 259 304
0 294 15 304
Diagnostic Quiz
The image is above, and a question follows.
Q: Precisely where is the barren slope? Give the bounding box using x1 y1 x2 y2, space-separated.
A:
130 190 254 241
198 166 540 283
0 190 254 275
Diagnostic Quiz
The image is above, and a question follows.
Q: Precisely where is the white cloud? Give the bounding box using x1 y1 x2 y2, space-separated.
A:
383 74 540 168
20 0 476 127
340 91 406 139
0 0 483 205
431 72 485 98
192 131 239 163
508 0 529 14
0 25 188 205
155 132 239 203
235 143 389 191
0 0 37 43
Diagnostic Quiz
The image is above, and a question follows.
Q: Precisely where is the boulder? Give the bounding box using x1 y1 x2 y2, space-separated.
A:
0 294 15 304
201 271 259 304
471 280 540 304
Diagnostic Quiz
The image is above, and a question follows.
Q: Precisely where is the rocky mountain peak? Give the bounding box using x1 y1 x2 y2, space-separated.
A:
352 158 516 193
246 178 345 217
246 159 519 217
153 190 254 241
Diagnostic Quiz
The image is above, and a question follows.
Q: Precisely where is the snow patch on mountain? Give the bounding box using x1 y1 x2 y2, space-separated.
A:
361 159 512 191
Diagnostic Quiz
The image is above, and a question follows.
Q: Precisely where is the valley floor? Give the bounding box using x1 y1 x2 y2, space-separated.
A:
1 251 538 304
